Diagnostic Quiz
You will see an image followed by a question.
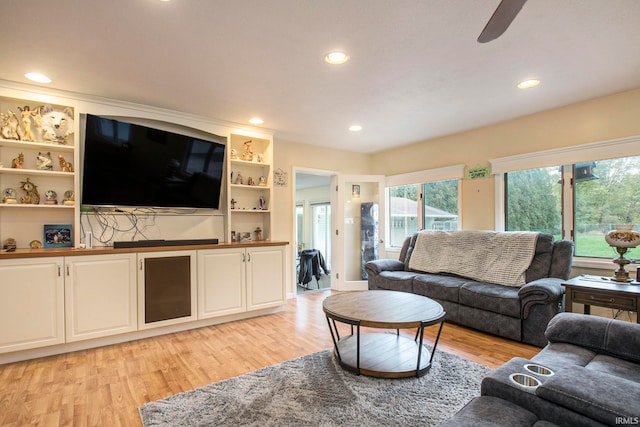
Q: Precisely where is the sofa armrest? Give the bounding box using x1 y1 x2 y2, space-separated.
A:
518 278 564 318
364 259 405 276
545 312 640 363
536 365 640 425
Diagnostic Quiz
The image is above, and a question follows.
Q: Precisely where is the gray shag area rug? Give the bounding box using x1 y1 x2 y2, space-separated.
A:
139 347 491 427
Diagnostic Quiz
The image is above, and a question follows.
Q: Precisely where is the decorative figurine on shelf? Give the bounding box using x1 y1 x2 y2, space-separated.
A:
230 198 237 209
230 148 238 159
247 176 255 186
36 152 53 170
241 140 253 161
2 188 17 204
58 154 73 172
257 153 264 163
259 196 267 210
3 238 17 251
11 152 24 169
19 178 40 204
0 110 21 140
234 171 243 185
63 190 75 206
258 176 266 186
41 105 74 145
44 190 58 205
254 227 263 241
17 106 37 142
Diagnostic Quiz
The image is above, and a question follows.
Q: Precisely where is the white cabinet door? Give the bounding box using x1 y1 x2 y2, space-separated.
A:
197 248 246 318
64 254 137 342
246 246 285 310
0 257 65 353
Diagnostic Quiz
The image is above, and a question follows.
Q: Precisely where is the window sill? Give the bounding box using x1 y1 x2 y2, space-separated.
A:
572 256 639 270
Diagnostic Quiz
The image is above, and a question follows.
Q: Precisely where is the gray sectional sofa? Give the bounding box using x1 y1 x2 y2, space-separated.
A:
365 231 574 347
441 312 640 426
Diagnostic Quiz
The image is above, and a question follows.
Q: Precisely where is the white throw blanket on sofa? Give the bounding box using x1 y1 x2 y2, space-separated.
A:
408 230 539 287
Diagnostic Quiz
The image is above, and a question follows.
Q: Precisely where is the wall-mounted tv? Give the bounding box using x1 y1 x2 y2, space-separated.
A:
81 114 226 209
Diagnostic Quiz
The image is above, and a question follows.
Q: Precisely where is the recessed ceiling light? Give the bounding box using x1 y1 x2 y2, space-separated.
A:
249 117 264 125
324 51 349 65
517 79 540 89
349 124 362 132
24 72 51 83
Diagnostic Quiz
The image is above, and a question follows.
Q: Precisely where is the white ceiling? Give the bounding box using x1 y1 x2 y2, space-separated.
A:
1 0 639 154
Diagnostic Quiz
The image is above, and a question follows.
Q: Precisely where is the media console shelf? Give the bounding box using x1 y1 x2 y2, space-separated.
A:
227 134 273 243
0 93 78 249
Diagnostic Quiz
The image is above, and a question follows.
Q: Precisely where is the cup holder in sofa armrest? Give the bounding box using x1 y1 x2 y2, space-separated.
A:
524 363 554 377
510 373 541 389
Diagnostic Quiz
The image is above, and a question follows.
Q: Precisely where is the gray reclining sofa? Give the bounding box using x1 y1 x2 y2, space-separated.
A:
441 312 640 426
365 231 574 347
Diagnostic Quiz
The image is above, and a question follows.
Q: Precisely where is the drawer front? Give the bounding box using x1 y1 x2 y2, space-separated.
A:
572 290 637 310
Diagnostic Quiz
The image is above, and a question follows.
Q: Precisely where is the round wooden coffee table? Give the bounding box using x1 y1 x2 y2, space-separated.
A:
323 290 446 378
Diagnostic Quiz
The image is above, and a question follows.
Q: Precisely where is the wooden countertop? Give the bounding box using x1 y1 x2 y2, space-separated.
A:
0 240 289 259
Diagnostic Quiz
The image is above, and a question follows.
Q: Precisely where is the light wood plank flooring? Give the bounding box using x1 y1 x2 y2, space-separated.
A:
0 290 539 426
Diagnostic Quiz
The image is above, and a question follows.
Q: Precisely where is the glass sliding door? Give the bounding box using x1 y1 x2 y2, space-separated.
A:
311 203 331 270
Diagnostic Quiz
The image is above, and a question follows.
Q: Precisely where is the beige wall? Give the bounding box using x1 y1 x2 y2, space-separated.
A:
370 88 640 230
271 139 371 242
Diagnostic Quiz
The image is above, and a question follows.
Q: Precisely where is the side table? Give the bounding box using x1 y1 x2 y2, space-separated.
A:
562 275 640 323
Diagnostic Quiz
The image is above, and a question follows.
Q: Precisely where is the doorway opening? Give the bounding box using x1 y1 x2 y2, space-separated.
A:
294 169 334 294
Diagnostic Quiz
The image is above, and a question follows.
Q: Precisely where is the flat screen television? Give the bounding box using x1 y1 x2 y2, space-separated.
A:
82 114 226 209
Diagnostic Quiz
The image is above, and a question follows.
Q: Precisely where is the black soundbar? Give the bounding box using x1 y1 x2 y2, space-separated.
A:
113 238 219 248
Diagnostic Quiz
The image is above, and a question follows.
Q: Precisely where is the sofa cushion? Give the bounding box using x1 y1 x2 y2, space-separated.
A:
375 271 418 292
545 312 640 364
536 365 640 426
585 354 640 383
438 396 543 427
403 233 419 271
413 273 469 303
459 281 521 317
531 343 597 371
525 233 554 282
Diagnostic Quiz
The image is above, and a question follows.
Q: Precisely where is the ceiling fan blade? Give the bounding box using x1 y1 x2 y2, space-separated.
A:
477 0 528 43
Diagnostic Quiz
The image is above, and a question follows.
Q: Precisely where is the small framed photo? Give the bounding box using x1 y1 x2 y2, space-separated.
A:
44 224 73 248
352 184 361 197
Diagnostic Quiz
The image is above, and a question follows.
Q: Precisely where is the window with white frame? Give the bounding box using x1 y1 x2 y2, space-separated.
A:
386 165 464 248
492 136 640 260
505 166 562 237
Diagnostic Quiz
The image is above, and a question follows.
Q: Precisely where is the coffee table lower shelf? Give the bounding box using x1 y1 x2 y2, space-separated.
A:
334 332 432 378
